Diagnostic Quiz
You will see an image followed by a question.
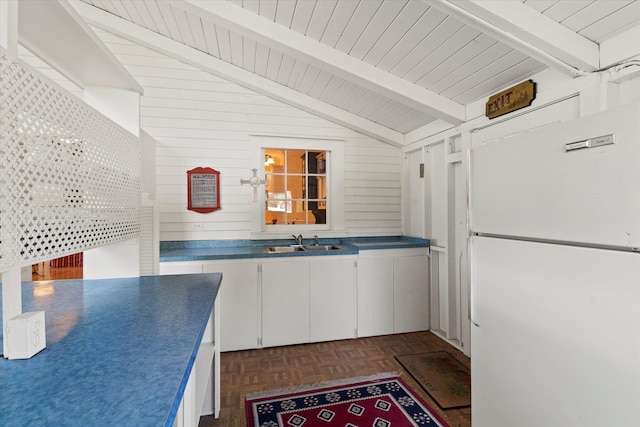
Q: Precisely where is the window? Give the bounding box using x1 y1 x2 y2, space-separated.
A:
264 149 327 226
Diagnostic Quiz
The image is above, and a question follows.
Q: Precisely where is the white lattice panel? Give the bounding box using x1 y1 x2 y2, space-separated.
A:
0 52 141 271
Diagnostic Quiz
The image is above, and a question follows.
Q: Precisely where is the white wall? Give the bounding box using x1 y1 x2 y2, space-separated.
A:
95 29 402 241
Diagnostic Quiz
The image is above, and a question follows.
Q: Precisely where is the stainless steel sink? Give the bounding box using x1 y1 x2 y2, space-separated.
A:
266 245 306 253
266 244 344 253
302 245 342 251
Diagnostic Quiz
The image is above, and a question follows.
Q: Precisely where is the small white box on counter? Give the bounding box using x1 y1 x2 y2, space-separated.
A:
6 311 46 359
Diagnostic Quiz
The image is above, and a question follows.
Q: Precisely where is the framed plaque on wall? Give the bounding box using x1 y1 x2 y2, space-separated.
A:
187 167 220 213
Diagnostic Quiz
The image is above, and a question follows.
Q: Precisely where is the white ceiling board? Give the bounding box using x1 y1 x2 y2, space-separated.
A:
375 6 448 71
214 25 231 63
258 0 277 21
72 0 404 146
156 1 184 42
288 60 308 90
143 1 171 37
394 110 434 134
521 1 558 14
202 19 221 58
253 43 269 77
308 70 333 99
277 55 296 86
432 0 599 73
539 0 592 22
186 13 208 53
390 17 465 79
274 0 297 29
359 96 392 120
229 31 244 66
172 0 465 123
427 40 511 95
297 64 321 94
578 1 640 42
362 1 429 67
318 76 346 103
334 0 383 54
419 33 498 91
405 25 483 85
265 49 283 81
171 7 196 47
289 0 315 34
305 0 338 41
241 0 259 15
121 1 145 27
326 80 356 106
348 0 408 61
320 1 360 47
338 85 368 111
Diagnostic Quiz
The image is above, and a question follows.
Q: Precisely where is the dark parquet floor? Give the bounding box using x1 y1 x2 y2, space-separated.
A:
200 331 471 427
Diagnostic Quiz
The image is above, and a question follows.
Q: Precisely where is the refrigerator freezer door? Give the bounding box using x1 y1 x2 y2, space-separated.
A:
470 236 640 427
470 102 640 249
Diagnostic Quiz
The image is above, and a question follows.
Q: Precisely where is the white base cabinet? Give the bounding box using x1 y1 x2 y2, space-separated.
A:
357 248 429 337
261 260 310 348
310 258 356 342
356 256 394 337
394 254 429 333
160 247 427 349
202 260 259 352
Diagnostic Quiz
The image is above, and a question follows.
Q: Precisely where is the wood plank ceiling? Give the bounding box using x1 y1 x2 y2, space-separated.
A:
77 0 640 141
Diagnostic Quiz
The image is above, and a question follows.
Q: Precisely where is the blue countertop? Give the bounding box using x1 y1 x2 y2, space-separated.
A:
0 273 222 427
160 236 429 262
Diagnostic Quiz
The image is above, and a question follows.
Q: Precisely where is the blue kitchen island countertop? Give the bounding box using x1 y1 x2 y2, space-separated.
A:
0 273 222 427
160 236 429 262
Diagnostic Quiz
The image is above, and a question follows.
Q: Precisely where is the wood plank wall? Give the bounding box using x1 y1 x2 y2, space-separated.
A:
95 30 402 241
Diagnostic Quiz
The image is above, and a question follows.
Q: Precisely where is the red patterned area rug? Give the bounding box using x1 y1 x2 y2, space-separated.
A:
245 372 449 427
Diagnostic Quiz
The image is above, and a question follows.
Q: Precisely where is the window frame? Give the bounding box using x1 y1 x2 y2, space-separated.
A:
249 136 345 238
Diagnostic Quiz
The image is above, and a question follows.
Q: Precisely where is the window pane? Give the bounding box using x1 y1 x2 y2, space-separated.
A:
287 150 306 174
264 148 327 226
268 174 286 193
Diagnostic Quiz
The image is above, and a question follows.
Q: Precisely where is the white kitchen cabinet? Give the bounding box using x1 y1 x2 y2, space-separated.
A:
356 254 394 337
394 254 429 333
357 248 430 337
309 257 356 342
261 259 310 348
202 260 259 352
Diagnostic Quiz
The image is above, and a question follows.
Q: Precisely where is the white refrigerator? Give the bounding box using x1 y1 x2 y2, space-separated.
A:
469 103 640 427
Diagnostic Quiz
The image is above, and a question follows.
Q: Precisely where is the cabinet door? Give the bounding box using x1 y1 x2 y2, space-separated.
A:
357 256 394 337
394 255 429 333
203 261 259 352
309 258 355 342
261 260 310 347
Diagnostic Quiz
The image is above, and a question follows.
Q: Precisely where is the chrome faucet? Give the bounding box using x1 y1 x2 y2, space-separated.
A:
314 235 319 246
292 234 303 246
